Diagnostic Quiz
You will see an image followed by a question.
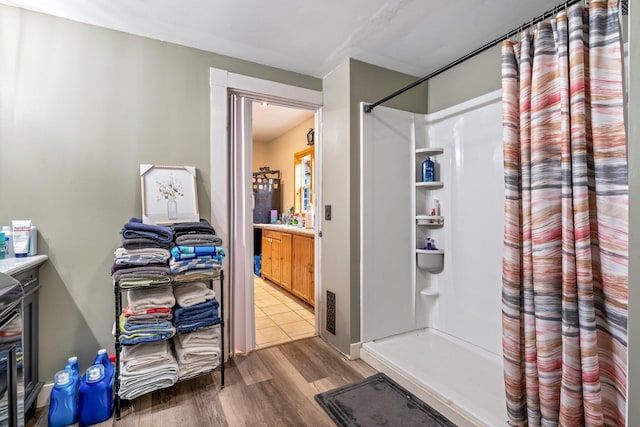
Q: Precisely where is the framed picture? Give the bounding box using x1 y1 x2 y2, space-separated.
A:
140 164 199 225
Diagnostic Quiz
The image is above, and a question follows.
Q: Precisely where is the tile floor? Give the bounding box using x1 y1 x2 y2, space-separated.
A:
254 275 316 348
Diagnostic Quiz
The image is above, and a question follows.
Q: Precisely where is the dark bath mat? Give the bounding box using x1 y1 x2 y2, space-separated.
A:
314 373 456 426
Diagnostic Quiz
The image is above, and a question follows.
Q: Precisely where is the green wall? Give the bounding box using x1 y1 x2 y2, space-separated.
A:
321 58 428 354
0 4 320 382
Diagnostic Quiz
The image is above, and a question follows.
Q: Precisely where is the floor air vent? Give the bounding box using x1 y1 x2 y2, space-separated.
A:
326 291 336 335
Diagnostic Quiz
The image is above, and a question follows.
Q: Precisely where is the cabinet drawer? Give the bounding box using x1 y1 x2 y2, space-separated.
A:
263 230 281 240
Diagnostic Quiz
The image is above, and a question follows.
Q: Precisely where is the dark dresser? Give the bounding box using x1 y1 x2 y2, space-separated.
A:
0 256 47 419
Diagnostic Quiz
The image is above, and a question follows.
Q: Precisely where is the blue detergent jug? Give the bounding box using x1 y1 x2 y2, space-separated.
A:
78 356 113 426
47 367 79 427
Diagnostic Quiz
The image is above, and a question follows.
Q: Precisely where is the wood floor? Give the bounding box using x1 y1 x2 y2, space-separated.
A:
28 337 376 426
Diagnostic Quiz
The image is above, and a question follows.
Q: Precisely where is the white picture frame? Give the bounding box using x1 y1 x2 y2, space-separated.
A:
140 164 199 225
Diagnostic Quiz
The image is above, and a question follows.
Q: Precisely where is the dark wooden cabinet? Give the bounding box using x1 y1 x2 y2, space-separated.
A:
11 264 43 417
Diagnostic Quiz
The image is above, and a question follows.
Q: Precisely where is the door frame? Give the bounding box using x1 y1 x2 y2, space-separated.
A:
210 68 322 354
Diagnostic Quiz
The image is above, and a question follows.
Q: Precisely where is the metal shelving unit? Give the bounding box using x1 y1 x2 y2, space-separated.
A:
113 270 225 420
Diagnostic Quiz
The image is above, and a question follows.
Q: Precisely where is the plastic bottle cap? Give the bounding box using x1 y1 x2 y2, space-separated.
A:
68 356 78 363
98 349 107 355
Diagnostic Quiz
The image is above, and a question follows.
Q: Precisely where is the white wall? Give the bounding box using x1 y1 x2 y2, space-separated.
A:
360 91 504 356
423 91 503 355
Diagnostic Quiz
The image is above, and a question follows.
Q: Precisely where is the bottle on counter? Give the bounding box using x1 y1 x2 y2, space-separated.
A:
0 232 5 259
1 226 13 258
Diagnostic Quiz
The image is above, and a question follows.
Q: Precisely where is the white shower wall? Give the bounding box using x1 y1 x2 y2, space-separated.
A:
421 90 504 355
360 90 506 425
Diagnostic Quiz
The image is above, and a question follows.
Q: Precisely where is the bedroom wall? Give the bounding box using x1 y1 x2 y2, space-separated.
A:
0 4 320 382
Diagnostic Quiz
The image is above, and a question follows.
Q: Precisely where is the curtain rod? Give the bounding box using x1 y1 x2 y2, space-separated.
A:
363 0 608 113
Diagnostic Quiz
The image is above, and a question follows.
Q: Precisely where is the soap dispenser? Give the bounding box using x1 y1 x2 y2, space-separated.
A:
422 156 435 182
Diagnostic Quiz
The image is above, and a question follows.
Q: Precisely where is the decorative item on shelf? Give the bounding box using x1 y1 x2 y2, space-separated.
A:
306 128 315 146
140 164 199 225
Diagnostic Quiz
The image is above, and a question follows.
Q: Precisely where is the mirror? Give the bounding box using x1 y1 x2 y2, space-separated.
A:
294 147 314 214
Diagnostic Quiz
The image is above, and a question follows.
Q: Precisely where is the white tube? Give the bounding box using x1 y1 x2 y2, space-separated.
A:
12 220 31 258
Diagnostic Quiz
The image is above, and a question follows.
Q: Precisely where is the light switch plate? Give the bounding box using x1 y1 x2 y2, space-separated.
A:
325 205 332 221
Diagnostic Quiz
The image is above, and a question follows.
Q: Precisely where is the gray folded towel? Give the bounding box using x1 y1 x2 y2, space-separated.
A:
173 282 215 307
128 286 175 311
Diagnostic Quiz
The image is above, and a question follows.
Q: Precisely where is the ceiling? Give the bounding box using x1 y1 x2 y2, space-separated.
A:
0 0 567 138
252 102 314 144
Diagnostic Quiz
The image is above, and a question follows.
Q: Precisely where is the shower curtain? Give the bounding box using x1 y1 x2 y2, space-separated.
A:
501 1 627 426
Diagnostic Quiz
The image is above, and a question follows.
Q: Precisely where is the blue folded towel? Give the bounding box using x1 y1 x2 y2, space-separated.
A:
173 299 220 325
122 218 173 244
170 246 226 261
176 317 221 334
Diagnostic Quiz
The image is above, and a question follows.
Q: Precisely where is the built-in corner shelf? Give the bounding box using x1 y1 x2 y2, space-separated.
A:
420 288 440 297
416 215 444 226
416 181 444 189
416 249 444 272
415 147 444 156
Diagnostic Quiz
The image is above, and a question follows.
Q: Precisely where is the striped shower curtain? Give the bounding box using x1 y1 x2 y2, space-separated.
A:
501 0 627 426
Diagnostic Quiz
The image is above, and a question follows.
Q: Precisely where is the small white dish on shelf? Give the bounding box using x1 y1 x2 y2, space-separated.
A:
415 147 444 155
415 181 444 188
416 215 444 226
416 249 444 271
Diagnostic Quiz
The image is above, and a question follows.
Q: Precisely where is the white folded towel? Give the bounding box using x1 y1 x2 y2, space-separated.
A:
114 247 171 265
173 336 220 380
118 358 179 401
173 281 215 307
178 326 221 348
128 286 175 312
177 359 220 381
174 334 221 365
121 340 173 372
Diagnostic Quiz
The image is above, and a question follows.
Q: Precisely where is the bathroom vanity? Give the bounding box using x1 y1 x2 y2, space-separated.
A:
0 255 47 418
254 225 314 306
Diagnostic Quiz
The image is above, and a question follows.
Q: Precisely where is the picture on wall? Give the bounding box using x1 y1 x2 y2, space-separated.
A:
140 164 199 225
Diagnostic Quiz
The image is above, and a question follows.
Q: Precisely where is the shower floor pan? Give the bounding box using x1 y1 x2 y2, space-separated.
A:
360 327 507 427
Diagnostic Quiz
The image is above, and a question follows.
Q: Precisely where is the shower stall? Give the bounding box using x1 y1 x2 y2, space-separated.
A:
359 90 507 426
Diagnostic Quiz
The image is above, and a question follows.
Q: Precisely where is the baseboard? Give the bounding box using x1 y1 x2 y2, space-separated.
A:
37 382 53 408
349 342 362 360
360 346 480 427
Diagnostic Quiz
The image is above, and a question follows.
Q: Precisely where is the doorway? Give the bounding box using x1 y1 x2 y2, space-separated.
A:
219 80 321 356
250 101 317 348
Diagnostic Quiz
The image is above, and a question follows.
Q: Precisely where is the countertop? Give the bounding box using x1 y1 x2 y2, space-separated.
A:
254 224 315 238
0 255 48 276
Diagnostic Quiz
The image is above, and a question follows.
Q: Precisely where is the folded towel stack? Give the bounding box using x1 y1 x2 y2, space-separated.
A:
119 287 176 345
173 299 221 334
122 218 173 248
173 326 221 380
170 220 225 282
172 219 220 246
173 281 216 307
119 340 179 400
112 218 175 289
114 247 171 266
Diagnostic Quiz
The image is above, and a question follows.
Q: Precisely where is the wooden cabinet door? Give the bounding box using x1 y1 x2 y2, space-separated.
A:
261 236 272 278
271 237 282 283
292 235 314 306
279 233 292 290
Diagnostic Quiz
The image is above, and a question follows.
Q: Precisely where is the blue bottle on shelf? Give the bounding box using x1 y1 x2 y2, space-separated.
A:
48 357 80 427
422 156 435 182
